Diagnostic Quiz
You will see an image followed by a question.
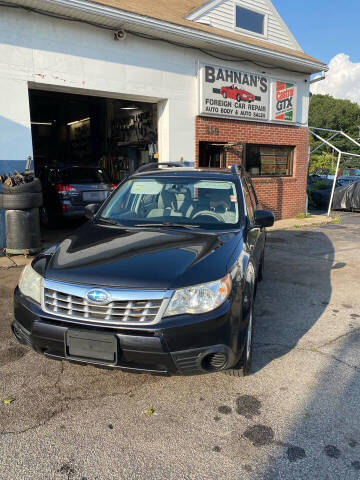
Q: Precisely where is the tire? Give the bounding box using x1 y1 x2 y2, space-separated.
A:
236 94 241 102
2 178 42 194
222 92 227 98
224 303 254 377
0 192 43 210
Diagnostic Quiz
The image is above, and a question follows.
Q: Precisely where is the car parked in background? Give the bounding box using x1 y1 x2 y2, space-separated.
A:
337 175 360 187
308 176 343 209
13 164 274 377
332 178 360 211
220 85 255 102
38 165 116 225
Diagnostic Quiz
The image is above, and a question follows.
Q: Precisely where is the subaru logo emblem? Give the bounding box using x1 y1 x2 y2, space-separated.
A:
86 289 111 305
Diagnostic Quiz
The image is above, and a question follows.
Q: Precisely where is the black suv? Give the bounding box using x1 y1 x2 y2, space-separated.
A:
13 164 274 376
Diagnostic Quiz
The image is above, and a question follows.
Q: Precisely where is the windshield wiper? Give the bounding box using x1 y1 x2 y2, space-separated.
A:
97 217 124 226
133 222 200 229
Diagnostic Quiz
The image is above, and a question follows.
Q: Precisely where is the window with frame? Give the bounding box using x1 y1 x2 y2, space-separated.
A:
240 177 254 222
244 174 258 209
235 6 265 35
245 145 294 177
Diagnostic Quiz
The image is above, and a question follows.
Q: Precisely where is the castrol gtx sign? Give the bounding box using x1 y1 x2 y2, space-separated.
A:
271 81 297 122
199 64 297 124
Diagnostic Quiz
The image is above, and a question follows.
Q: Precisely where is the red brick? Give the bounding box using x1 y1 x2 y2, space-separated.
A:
194 116 309 219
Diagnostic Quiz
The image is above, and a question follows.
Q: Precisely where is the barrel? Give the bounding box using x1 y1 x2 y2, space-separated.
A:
5 208 41 254
0 178 43 254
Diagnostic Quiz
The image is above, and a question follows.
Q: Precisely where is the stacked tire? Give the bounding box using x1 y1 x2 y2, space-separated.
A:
0 178 43 254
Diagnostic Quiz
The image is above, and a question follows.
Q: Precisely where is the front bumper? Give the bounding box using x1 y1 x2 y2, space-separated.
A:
13 288 244 375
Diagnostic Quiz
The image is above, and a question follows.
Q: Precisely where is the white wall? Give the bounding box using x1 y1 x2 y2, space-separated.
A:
0 7 311 169
0 8 198 165
192 0 301 51
0 78 33 164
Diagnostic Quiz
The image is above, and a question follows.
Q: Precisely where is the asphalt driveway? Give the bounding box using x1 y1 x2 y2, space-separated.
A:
0 212 360 480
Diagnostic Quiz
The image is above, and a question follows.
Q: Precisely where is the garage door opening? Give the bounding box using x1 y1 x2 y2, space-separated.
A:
29 89 158 180
28 89 158 234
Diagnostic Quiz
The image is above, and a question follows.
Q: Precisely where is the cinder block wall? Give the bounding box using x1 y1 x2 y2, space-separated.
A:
195 116 309 219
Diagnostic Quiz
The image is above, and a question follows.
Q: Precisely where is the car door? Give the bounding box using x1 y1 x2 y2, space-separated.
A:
240 174 263 275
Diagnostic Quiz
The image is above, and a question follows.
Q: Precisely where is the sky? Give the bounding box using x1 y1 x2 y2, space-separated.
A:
272 0 360 104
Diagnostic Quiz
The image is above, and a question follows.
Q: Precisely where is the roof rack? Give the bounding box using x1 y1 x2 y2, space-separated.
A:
135 162 184 174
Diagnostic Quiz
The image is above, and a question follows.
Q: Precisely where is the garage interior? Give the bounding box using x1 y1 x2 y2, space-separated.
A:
29 89 158 183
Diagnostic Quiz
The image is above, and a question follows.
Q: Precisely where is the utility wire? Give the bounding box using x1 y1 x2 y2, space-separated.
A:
0 0 311 74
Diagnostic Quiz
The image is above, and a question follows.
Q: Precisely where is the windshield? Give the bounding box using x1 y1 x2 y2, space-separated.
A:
61 168 111 184
99 177 241 230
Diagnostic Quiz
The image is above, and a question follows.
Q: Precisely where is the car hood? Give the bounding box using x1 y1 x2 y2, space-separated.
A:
44 223 242 289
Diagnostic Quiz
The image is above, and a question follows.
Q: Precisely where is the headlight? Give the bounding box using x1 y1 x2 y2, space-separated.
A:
164 274 232 317
18 263 43 304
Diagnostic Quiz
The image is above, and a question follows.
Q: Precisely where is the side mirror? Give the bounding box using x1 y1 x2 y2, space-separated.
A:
254 209 275 228
84 203 98 220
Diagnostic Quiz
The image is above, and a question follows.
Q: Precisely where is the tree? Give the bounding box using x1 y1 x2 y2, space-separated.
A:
309 94 360 156
309 153 337 175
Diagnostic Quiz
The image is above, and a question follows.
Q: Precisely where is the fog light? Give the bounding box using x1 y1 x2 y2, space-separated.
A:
202 352 227 371
12 325 24 343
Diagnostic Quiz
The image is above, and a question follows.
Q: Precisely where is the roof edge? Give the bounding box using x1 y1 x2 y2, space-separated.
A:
186 0 224 21
11 0 328 73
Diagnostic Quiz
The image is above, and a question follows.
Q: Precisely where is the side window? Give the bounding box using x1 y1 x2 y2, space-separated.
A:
139 193 156 207
138 193 158 215
241 177 254 223
245 174 258 210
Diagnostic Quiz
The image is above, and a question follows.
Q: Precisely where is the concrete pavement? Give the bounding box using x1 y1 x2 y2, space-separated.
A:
0 212 360 479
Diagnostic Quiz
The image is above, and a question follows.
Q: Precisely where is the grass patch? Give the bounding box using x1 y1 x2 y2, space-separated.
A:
295 213 312 219
331 215 341 224
293 224 302 229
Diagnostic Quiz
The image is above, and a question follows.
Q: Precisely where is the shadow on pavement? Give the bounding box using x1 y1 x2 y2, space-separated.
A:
254 220 360 479
253 228 335 374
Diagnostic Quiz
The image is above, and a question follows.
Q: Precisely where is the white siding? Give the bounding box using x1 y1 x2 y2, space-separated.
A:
191 0 302 51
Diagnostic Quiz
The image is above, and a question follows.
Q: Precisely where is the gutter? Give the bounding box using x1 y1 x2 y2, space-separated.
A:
28 0 326 74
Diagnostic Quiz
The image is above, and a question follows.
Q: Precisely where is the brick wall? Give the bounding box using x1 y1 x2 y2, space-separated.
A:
195 116 309 219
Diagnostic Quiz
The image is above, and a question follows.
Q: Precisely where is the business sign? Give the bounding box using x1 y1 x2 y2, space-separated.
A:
271 81 297 122
199 64 270 121
199 64 298 124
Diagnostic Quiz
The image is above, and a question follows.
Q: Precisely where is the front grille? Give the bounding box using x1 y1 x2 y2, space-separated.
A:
44 287 163 325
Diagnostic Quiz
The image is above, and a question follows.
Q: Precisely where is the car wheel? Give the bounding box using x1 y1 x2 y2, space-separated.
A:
224 303 254 377
236 94 241 102
222 92 227 98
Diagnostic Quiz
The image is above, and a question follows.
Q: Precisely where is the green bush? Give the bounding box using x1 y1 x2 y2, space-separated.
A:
309 153 337 175
313 180 331 190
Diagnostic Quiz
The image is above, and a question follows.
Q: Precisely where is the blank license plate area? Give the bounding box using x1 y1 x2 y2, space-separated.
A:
66 330 117 363
82 191 106 202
